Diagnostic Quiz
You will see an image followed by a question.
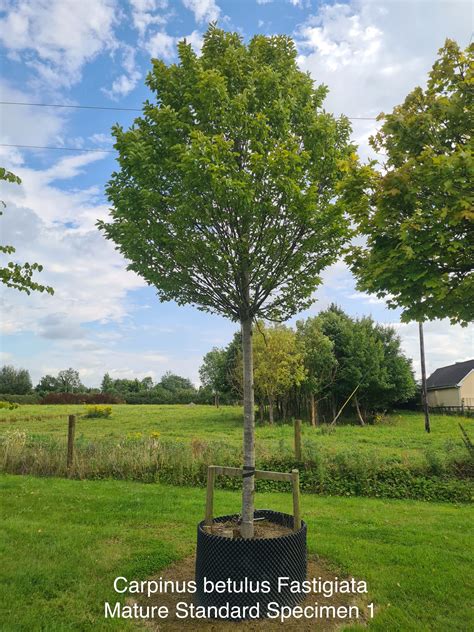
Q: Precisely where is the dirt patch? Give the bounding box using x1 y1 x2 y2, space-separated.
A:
208 518 293 539
134 556 369 631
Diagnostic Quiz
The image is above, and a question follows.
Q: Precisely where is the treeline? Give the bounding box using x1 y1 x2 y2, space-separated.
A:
200 305 417 424
0 367 208 405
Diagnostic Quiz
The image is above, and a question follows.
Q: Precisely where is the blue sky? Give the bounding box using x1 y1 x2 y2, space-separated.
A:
0 0 472 387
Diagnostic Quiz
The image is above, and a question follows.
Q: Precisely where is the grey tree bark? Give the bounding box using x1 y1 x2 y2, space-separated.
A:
240 316 255 539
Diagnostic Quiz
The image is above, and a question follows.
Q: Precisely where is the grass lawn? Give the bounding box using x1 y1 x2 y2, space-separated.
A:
1 474 473 631
1 405 472 466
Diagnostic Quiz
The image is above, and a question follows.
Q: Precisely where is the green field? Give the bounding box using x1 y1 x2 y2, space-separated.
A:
1 474 473 631
1 404 472 464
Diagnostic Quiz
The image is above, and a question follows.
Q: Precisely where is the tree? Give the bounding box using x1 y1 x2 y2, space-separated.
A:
101 373 114 392
0 365 32 394
344 40 473 325
199 347 227 407
35 374 60 393
0 167 54 296
160 372 194 393
296 318 336 426
253 323 306 423
99 26 355 537
56 368 83 393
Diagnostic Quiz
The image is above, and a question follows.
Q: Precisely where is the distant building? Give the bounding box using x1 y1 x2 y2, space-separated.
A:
426 360 474 409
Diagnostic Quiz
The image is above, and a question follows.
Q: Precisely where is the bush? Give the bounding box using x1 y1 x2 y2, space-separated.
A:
0 393 40 404
0 401 19 410
40 392 124 405
84 405 112 419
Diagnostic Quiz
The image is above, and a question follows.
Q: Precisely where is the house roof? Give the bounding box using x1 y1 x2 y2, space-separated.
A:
427 359 474 390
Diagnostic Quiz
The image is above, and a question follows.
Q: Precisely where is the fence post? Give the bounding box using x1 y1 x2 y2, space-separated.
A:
294 418 302 461
291 469 301 532
67 415 76 473
205 465 216 527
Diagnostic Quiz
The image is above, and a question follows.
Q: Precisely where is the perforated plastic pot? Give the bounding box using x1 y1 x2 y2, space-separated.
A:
195 509 307 619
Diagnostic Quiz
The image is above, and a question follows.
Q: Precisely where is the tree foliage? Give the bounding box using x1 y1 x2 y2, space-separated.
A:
99 25 354 322
343 40 473 325
253 323 305 423
0 365 32 394
99 25 356 537
0 167 54 296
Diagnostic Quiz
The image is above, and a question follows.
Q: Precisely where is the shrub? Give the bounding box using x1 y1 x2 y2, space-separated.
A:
40 392 124 405
84 405 112 419
0 393 40 404
0 401 19 410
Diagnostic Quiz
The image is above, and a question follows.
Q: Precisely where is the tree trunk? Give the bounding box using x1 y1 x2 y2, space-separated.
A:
241 317 255 539
354 395 365 426
268 399 274 424
310 393 318 427
214 393 219 408
259 401 264 424
418 322 431 433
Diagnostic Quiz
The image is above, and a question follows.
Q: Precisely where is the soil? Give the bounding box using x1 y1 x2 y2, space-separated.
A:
134 556 369 631
208 518 293 539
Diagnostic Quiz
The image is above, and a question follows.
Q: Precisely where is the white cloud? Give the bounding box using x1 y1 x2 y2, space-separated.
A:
0 152 145 343
144 29 203 59
0 81 67 157
181 0 220 24
0 0 119 88
129 0 169 36
103 45 142 99
146 31 176 59
296 0 471 125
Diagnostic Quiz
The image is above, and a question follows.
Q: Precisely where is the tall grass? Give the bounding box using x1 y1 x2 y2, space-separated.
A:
1 430 472 503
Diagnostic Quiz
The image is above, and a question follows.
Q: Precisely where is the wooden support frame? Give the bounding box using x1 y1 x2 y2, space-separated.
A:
204 465 302 532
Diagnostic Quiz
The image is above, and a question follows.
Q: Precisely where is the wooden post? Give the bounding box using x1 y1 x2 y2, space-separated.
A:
418 322 431 433
291 469 301 532
67 414 76 472
205 465 216 526
294 418 302 461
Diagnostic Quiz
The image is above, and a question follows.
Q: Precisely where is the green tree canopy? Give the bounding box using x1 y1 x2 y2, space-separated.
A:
199 347 228 406
343 40 473 325
253 322 306 423
295 317 336 425
99 26 356 537
0 167 54 296
0 365 32 394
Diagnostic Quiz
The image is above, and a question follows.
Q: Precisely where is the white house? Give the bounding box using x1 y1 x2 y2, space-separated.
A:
426 359 474 409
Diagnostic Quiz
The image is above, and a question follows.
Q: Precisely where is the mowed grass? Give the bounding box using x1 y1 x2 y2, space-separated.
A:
1 404 473 464
0 474 472 631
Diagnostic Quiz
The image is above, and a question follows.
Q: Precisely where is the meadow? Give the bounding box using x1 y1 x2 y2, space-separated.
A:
1 403 472 463
1 474 473 631
1 405 472 503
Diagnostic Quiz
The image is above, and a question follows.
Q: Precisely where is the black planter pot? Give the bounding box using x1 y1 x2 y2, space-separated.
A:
195 509 307 619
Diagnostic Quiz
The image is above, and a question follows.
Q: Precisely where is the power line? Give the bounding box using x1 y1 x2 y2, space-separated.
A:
0 101 141 112
0 100 378 120
0 143 115 153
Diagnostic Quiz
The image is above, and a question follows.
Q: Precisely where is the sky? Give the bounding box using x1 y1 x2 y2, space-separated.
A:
0 0 472 388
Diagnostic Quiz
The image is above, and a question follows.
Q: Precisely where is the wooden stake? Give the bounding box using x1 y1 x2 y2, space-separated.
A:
291 469 301 531
419 322 431 433
205 465 216 526
67 414 76 473
294 418 302 461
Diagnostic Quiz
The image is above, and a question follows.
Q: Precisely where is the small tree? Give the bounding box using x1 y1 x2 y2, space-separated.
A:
101 373 114 392
0 365 32 394
199 347 227 407
0 168 54 296
253 323 306 424
57 368 83 393
296 318 336 426
35 374 60 393
99 27 355 537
